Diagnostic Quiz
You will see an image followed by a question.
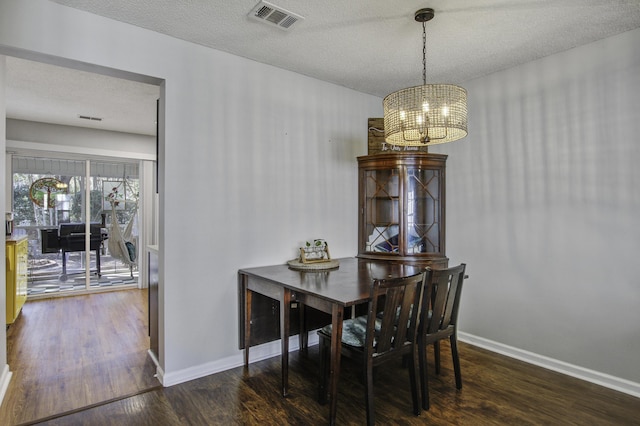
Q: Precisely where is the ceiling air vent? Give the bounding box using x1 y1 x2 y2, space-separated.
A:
248 1 304 31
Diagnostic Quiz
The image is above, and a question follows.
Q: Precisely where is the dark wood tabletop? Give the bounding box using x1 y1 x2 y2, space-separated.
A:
239 257 422 307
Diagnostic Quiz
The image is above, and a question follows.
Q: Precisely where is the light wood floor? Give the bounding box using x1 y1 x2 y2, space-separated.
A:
18 339 640 425
0 289 160 425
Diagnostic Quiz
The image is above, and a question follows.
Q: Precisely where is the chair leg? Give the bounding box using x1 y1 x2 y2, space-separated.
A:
434 341 441 375
419 337 430 410
409 347 421 416
450 335 462 390
365 360 375 426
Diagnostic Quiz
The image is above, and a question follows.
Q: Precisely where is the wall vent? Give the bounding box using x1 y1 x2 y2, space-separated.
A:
248 1 304 31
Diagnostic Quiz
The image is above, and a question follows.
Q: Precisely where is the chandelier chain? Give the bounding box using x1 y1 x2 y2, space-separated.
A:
382 8 468 146
422 20 427 86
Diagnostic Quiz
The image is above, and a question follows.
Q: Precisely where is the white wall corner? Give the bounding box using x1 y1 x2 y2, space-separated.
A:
458 332 640 399
0 364 13 406
147 349 163 386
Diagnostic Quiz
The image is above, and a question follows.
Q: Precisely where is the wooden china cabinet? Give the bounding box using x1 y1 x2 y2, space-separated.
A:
357 152 448 268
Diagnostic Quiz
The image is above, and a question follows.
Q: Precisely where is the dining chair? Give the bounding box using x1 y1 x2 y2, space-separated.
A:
418 263 467 410
317 272 425 425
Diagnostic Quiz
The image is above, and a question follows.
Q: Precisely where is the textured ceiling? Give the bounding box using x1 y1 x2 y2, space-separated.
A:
5 0 640 136
6 57 160 136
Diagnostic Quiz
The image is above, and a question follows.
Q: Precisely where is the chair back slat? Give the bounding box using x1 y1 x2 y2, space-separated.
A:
441 272 463 327
423 264 467 336
367 273 424 357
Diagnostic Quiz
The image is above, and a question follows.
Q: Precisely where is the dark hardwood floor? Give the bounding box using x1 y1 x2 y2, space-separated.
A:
0 289 160 425
22 339 640 425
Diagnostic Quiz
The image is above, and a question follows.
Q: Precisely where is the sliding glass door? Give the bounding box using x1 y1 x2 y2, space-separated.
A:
11 155 140 296
90 160 140 283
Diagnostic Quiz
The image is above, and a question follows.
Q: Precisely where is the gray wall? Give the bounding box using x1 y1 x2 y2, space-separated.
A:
6 119 155 158
433 28 640 385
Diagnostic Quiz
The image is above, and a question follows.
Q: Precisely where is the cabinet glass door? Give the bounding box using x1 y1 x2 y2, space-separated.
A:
364 168 400 253
406 167 441 254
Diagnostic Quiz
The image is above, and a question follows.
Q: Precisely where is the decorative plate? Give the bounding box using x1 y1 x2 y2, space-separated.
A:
287 258 340 271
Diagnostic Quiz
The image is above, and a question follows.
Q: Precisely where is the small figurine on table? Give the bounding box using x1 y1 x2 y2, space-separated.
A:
300 239 330 263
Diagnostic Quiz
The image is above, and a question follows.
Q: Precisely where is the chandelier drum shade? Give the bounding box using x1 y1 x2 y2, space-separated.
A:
383 8 468 146
383 84 467 146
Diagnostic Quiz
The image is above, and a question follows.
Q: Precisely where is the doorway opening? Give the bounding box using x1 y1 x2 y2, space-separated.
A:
2 51 164 422
12 155 141 297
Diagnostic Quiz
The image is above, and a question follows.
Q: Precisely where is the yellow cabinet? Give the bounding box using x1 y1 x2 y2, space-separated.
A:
6 236 28 324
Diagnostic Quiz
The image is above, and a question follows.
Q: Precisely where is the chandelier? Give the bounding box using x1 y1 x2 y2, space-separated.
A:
383 8 467 146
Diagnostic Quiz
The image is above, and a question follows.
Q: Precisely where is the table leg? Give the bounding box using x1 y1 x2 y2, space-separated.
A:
244 282 252 368
328 304 343 425
299 302 308 354
280 289 292 397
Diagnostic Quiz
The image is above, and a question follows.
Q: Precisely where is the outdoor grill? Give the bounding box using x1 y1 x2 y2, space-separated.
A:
40 223 108 281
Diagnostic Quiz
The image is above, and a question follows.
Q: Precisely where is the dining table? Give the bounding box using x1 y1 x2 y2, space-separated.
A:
238 256 421 425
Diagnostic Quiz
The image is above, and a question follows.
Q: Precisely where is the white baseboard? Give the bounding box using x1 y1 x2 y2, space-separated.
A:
159 331 640 400
458 332 640 399
161 333 320 387
0 364 13 406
